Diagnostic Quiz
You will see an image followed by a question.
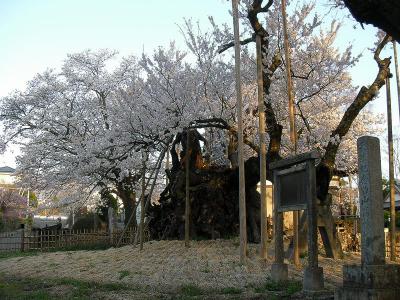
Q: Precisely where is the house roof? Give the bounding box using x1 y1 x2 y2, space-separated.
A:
0 166 15 174
383 179 400 208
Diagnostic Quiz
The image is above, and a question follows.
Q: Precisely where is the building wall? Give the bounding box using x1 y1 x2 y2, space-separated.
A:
0 173 15 185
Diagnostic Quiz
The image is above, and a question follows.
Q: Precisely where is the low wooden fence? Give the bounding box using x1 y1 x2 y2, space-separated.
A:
0 227 150 252
384 231 400 258
0 229 24 251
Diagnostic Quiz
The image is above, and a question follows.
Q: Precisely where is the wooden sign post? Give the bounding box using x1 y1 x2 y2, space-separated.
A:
270 151 324 291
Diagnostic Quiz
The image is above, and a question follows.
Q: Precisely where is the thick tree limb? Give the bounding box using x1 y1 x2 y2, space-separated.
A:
321 34 391 170
315 34 391 203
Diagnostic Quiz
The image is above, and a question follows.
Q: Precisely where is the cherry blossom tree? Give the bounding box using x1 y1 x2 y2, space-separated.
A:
149 0 389 244
0 50 158 222
0 0 391 242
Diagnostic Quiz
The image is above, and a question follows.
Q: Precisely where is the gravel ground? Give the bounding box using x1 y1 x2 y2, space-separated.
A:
0 239 361 297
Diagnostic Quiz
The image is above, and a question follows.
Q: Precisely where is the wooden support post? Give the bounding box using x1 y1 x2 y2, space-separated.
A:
306 160 318 269
393 41 400 121
140 152 147 251
166 144 170 186
20 227 25 252
281 0 299 267
256 34 268 260
232 0 247 265
108 207 114 246
271 170 288 281
386 75 397 261
185 129 190 247
303 158 324 291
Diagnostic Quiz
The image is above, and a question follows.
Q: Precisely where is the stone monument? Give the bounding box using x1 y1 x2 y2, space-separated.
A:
336 136 400 299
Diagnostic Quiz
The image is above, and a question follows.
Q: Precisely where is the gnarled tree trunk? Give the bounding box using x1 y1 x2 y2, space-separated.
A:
148 130 262 242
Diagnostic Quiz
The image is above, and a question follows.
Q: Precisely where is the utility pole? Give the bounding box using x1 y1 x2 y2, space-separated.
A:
281 0 299 267
232 0 247 264
256 34 268 260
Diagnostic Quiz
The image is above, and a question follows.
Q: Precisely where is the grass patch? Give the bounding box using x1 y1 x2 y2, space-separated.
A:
0 250 39 260
0 277 53 299
0 275 134 299
254 278 302 296
181 284 203 296
118 270 130 280
286 280 302 295
221 287 243 294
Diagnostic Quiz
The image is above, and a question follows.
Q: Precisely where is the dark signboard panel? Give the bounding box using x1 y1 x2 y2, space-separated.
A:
278 167 307 211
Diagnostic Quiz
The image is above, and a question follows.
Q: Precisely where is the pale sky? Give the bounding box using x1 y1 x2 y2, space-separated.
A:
0 0 399 175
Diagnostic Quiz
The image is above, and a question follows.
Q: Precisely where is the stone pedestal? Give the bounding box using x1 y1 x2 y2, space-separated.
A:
303 266 324 291
336 264 400 299
271 263 288 282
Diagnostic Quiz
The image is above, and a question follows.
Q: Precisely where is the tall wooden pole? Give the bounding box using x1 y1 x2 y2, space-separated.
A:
166 144 170 186
393 41 400 121
386 75 397 261
393 41 400 179
256 34 268 260
185 129 191 247
139 152 147 251
232 0 247 264
281 0 299 266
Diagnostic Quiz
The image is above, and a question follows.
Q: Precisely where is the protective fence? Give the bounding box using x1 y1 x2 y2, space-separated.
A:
0 227 150 252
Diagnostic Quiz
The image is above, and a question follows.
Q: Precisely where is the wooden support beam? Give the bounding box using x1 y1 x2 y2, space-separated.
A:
232 0 247 264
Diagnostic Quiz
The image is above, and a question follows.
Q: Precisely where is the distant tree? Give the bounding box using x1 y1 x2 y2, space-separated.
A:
0 50 158 223
382 177 390 199
0 189 27 231
0 189 27 213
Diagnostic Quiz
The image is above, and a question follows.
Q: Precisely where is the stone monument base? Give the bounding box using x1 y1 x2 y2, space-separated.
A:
271 262 288 282
303 266 324 291
335 264 400 300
